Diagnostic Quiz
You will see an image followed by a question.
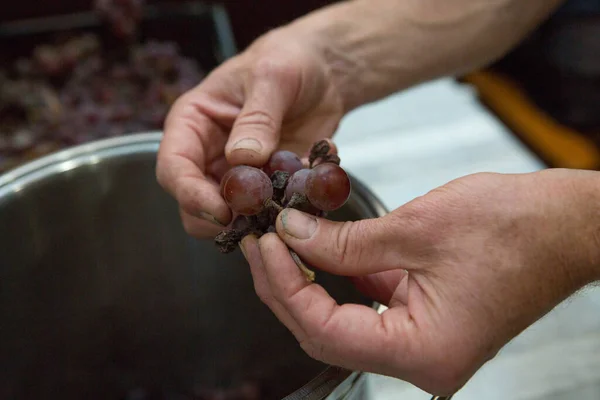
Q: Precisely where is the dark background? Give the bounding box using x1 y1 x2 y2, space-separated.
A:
2 0 599 167
0 0 336 50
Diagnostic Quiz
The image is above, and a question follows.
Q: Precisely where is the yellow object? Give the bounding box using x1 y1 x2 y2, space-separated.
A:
464 71 600 170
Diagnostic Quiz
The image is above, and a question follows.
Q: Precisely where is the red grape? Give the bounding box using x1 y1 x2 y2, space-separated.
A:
285 168 310 201
305 163 351 211
220 166 244 194
264 150 303 177
221 166 273 216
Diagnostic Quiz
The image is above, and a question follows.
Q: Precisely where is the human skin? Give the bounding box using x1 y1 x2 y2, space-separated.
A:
156 0 566 237
241 169 600 394
153 0 600 395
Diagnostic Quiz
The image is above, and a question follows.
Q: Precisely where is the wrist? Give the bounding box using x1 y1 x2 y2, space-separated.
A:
537 169 600 289
571 173 600 284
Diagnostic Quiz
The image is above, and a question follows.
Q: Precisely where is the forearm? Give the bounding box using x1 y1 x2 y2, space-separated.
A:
525 169 600 299
287 0 565 111
555 169 600 287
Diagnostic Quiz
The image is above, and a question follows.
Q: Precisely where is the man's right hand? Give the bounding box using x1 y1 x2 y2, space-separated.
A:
156 27 346 239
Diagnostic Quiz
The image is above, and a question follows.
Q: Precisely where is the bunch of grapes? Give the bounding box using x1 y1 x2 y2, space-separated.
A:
0 0 206 173
215 140 351 281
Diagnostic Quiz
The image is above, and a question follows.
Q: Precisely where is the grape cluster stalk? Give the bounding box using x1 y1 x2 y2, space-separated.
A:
215 140 351 282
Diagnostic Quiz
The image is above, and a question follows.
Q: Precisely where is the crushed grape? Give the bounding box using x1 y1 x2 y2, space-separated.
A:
270 170 290 203
0 0 205 173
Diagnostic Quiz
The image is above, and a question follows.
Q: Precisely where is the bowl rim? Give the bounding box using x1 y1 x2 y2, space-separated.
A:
0 131 389 219
0 132 163 195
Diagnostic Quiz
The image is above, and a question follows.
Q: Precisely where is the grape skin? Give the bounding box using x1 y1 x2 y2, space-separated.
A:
221 166 273 216
285 168 310 201
263 150 303 177
305 163 351 211
220 165 245 194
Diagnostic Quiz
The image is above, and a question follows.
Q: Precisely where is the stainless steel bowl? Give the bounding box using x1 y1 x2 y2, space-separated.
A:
0 132 387 400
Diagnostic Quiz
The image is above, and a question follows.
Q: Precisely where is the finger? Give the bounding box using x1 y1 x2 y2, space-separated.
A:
179 208 223 239
240 235 307 340
206 155 231 182
350 269 409 307
225 61 300 166
300 157 310 169
258 233 412 374
276 209 412 276
157 95 231 226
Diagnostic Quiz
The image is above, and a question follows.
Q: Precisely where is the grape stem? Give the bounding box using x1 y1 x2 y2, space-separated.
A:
309 140 331 168
289 249 316 282
265 198 283 214
286 192 311 211
309 140 340 167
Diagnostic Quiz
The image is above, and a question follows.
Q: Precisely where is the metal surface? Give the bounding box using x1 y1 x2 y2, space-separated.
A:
0 132 387 400
281 367 353 400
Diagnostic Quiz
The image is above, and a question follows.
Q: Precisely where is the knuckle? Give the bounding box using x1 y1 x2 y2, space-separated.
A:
255 287 271 306
169 93 187 114
177 100 202 120
299 339 327 363
252 57 298 82
165 93 194 125
235 109 278 134
332 221 357 266
332 220 372 269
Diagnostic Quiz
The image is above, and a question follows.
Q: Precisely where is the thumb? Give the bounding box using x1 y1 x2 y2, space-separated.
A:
225 61 299 167
276 208 409 276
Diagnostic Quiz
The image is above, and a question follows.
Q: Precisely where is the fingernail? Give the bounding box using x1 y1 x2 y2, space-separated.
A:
231 138 262 154
199 211 225 227
281 209 317 239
